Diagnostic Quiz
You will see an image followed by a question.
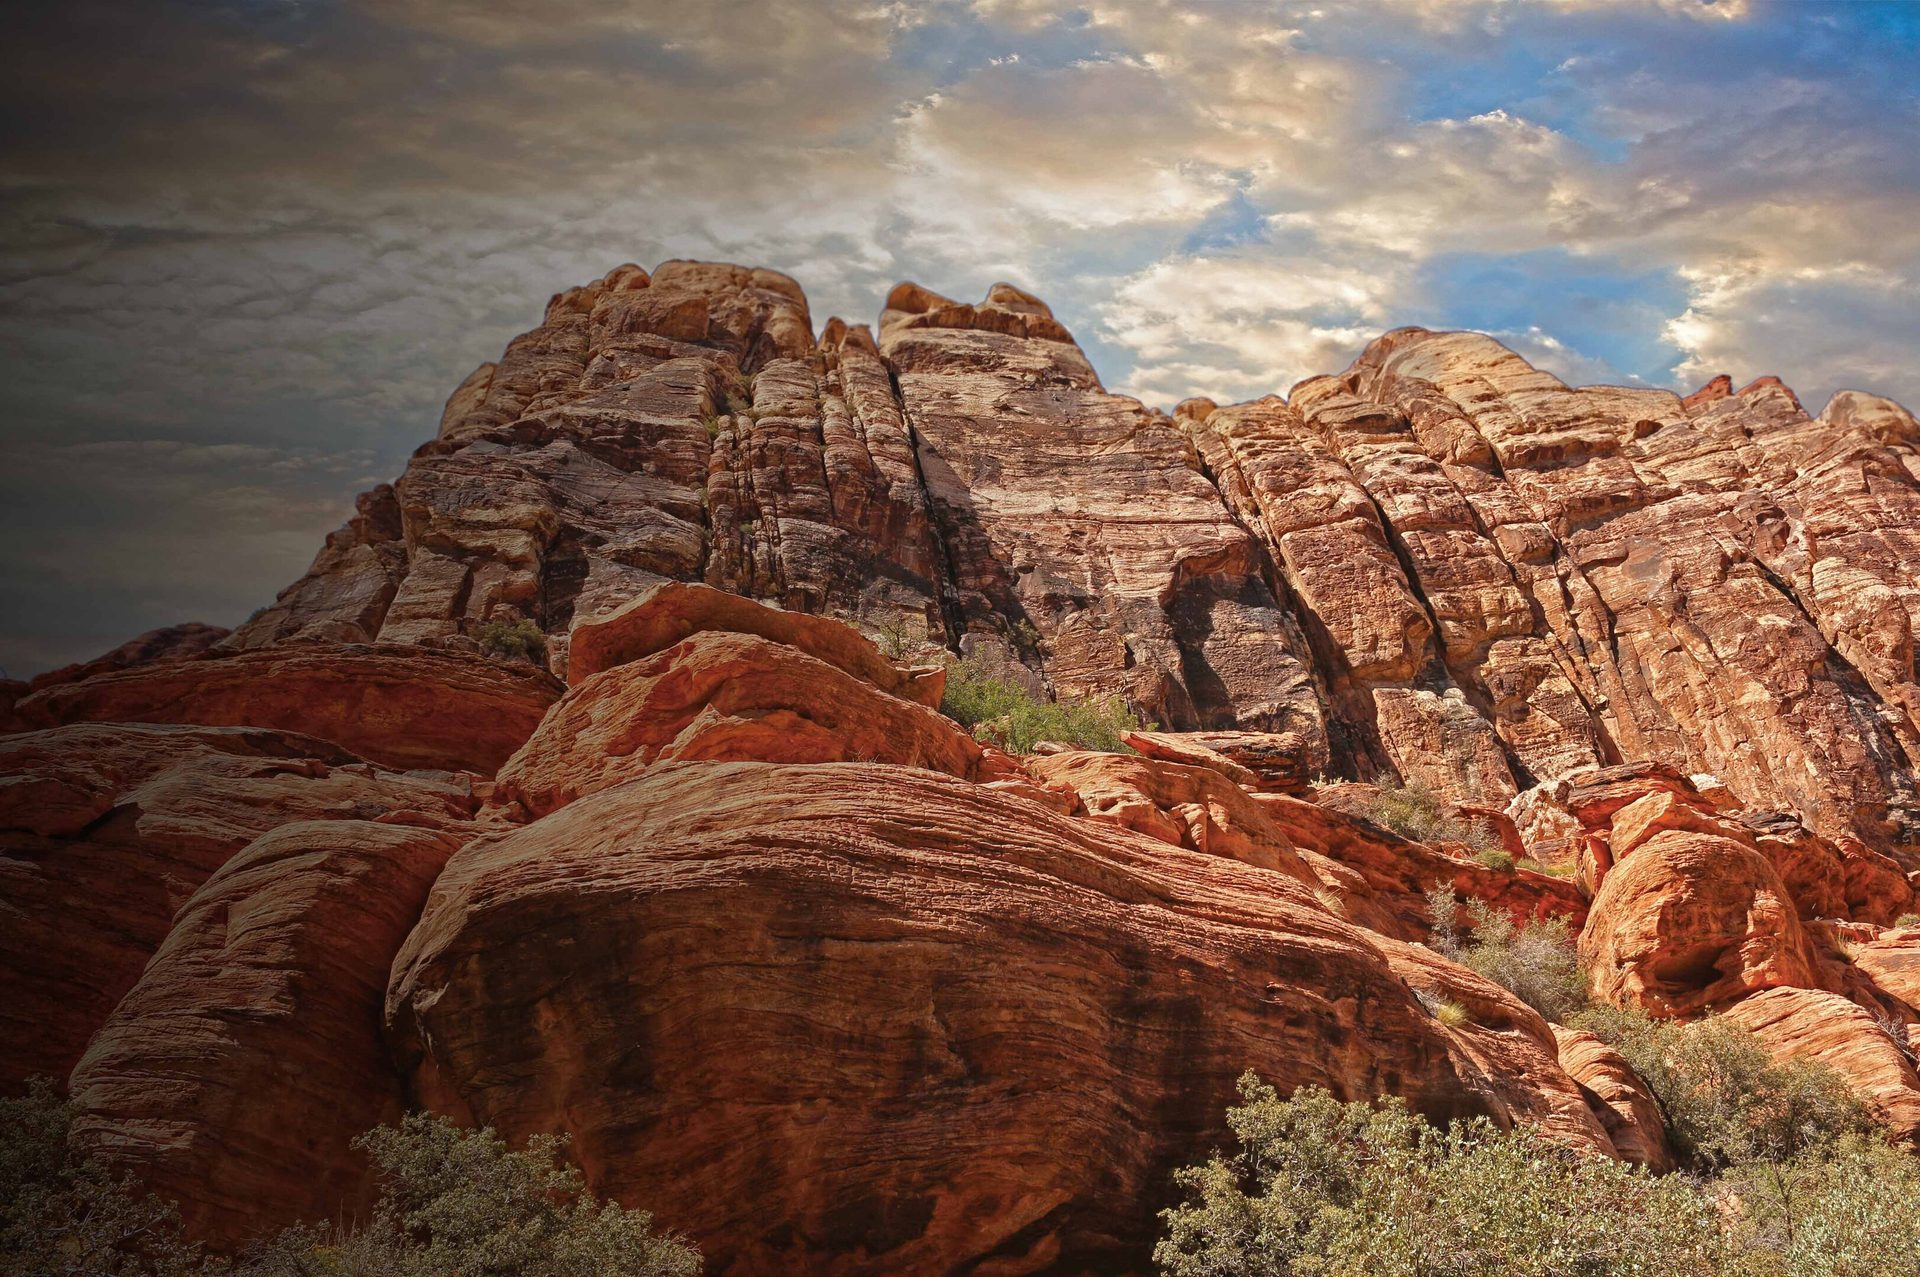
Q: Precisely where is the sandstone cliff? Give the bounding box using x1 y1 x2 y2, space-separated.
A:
7 259 1920 1274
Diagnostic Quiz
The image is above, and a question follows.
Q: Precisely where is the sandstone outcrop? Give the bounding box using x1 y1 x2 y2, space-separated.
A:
495 629 982 818
1723 986 1920 1142
12 643 560 773
1580 827 1823 1017
389 761 1612 1275
68 818 467 1250
1551 1026 1676 1171
207 262 1919 882
0 724 472 1086
26 622 230 691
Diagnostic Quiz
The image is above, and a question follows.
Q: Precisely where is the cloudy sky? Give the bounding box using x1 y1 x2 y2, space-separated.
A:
2 0 1916 676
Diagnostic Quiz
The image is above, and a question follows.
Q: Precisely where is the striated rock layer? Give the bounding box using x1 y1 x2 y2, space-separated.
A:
224 260 1919 871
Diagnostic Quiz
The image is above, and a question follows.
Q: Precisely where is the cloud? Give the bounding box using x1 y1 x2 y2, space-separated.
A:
0 0 1916 673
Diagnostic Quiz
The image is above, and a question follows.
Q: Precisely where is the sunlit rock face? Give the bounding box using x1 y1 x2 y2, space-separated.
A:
10 259 1920 1273
220 262 1920 874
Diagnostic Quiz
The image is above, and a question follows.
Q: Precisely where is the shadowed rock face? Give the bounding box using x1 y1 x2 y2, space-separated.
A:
10 260 1920 1273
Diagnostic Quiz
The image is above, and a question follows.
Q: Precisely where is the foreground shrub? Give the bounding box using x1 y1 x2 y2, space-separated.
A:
1155 1074 1728 1277
1426 886 1589 1023
1727 1134 1920 1277
240 1113 700 1277
1577 1007 1876 1171
940 657 1142 753
2 1084 699 1277
1 1079 207 1277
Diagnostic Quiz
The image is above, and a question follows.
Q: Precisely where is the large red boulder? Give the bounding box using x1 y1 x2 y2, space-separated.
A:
387 761 1611 1276
68 819 467 1251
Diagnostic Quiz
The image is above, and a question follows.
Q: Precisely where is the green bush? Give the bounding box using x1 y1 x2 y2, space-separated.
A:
1427 886 1589 1023
1155 1074 1728 1277
1577 1006 1877 1171
239 1113 699 1277
1 1083 699 1277
1367 780 1498 853
2 1079 208 1276
1725 1134 1920 1276
1474 848 1515 872
475 617 547 664
1157 1071 1920 1277
1896 912 1920 928
940 657 1143 754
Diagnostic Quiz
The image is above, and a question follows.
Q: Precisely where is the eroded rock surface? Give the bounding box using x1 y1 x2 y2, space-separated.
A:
389 761 1609 1276
68 819 467 1250
0 724 473 1086
13 643 559 773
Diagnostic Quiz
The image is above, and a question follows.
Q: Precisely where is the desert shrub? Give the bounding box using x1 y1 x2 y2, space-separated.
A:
1724 1133 1920 1277
1 1079 209 1277
1896 912 1920 928
1155 1074 1728 1277
236 1113 700 1277
1578 1007 1877 1171
475 617 547 664
863 616 916 660
1474 848 1515 872
1367 780 1498 853
940 657 1142 753
1426 886 1589 1023
2 1083 698 1277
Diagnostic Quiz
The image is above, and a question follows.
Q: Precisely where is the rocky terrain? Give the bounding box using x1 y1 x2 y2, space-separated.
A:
5 259 1920 1274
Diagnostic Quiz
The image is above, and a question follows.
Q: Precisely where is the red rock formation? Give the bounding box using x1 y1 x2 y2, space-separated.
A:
12 259 1920 1270
67 818 467 1250
495 630 982 819
1724 987 1920 1142
567 580 943 706
208 262 1920 877
1580 826 1824 1018
26 622 230 691
388 761 1612 1275
12 643 560 773
1551 1026 1676 1172
0 724 472 1086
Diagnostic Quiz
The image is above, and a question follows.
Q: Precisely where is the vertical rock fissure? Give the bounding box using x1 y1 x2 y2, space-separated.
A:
886 360 968 656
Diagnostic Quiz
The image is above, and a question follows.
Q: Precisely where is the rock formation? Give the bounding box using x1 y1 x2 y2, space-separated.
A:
7 258 1920 1273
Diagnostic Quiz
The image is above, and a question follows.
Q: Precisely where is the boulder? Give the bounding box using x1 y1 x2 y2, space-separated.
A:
0 724 472 1086
496 630 981 818
1580 829 1823 1017
68 819 466 1251
388 761 1611 1276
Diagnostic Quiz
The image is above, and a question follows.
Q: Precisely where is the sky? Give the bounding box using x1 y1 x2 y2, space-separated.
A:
2 0 1917 677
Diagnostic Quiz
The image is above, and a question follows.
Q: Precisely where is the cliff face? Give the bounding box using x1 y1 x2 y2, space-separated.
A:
7 260 1920 1275
217 259 1920 868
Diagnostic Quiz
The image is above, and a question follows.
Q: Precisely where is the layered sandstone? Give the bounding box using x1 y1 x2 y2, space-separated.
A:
0 724 473 1086
12 643 560 773
209 261 1918 879
388 761 1609 1275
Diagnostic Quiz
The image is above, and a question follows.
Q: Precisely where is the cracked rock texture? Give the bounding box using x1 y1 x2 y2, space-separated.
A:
225 261 1919 873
